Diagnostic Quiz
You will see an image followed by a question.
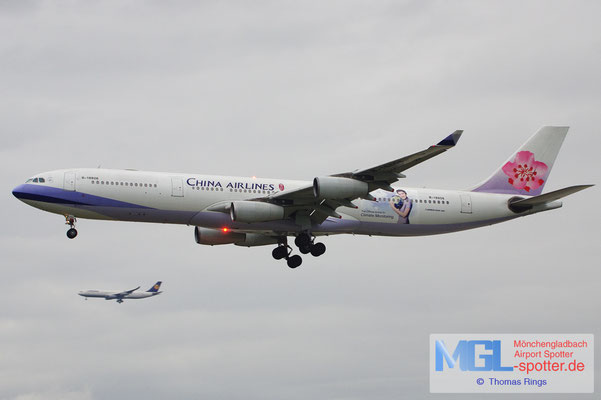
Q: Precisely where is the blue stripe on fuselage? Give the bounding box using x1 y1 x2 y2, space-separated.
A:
12 184 153 209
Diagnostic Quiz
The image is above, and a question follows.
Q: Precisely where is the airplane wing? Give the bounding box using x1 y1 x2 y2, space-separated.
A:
269 130 463 202
334 130 463 187
112 286 140 297
208 131 462 227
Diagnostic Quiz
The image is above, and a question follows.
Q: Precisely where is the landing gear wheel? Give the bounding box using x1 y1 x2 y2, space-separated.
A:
272 246 289 260
287 255 303 269
310 242 326 257
294 233 311 248
299 245 311 254
66 228 78 239
65 215 77 239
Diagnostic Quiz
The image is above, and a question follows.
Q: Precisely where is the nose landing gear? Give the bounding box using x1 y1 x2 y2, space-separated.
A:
65 215 78 239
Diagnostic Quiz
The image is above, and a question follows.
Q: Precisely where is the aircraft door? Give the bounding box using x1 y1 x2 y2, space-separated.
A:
460 194 472 214
64 171 76 191
171 177 184 197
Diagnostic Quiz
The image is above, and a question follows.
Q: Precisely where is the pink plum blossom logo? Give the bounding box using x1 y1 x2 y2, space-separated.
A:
501 151 548 192
279 183 285 191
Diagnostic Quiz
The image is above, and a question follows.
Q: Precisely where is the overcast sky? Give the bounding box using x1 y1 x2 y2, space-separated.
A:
1 1 600 399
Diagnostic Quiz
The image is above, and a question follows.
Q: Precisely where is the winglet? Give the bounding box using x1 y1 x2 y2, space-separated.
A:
435 130 463 147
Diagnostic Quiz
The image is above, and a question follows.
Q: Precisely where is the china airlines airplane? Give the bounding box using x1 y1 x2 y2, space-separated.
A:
12 126 592 268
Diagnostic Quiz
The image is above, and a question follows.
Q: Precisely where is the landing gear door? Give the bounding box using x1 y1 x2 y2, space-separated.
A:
171 177 184 197
64 171 76 191
460 194 472 214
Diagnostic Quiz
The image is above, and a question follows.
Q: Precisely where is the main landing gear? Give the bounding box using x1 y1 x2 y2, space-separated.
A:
272 233 327 269
65 215 78 239
295 233 326 257
271 241 302 269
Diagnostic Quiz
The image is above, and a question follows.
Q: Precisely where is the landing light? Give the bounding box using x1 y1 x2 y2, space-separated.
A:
222 227 229 232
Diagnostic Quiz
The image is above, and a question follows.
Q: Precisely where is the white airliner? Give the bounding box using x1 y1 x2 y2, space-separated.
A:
13 126 592 268
79 281 163 303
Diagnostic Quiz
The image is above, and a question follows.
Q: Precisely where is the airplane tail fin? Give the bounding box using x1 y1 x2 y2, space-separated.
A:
147 281 162 292
471 126 568 195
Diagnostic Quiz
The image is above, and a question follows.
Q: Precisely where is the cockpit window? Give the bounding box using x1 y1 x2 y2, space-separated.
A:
33 178 39 183
38 178 45 183
26 178 33 183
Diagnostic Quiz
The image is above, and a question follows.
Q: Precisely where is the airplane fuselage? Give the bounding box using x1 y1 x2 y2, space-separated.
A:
78 290 160 300
13 168 560 239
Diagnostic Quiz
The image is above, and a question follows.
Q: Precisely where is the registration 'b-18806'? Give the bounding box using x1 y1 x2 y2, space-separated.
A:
13 127 592 268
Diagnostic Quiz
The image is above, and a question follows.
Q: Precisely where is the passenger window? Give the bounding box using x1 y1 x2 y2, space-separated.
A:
154 184 157 187
39 178 45 183
135 183 138 187
144 183 147 187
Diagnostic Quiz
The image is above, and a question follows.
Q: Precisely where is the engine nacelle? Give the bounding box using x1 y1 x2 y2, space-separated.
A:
234 233 279 247
194 226 245 245
313 176 369 199
230 201 285 223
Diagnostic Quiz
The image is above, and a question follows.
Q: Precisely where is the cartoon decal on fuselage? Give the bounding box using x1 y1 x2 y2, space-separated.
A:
390 189 412 224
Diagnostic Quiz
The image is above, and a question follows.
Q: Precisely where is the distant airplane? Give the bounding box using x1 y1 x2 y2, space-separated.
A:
79 281 162 303
13 126 593 268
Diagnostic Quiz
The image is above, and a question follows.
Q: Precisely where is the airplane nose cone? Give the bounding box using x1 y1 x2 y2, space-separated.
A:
12 184 27 201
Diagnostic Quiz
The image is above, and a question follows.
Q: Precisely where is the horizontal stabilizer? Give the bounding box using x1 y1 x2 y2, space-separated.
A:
509 185 593 211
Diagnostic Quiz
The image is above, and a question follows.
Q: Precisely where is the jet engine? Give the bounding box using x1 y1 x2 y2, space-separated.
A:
234 233 279 247
313 176 368 199
230 201 285 223
194 227 278 247
194 226 245 245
